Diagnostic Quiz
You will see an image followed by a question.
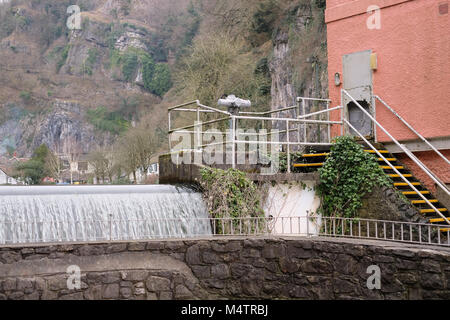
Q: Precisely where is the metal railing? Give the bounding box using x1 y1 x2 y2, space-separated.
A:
342 90 450 224
168 98 338 173
374 95 450 166
1 217 449 247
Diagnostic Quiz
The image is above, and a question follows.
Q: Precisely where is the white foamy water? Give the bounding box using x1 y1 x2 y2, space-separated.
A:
0 185 212 244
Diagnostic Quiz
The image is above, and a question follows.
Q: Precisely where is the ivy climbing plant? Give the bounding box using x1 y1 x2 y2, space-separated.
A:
317 136 391 218
199 167 265 233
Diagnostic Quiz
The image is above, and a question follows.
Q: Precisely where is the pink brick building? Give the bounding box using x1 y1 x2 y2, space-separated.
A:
325 0 450 189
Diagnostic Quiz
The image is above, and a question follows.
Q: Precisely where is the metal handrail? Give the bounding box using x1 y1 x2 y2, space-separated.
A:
342 89 450 224
168 98 343 172
1 216 449 247
375 95 450 166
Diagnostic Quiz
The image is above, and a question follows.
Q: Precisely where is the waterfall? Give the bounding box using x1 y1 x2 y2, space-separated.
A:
0 185 212 244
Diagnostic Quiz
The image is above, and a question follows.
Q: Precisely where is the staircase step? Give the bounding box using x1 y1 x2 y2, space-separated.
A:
378 158 397 162
394 182 421 187
421 208 448 214
301 153 329 158
389 174 413 178
440 229 450 233
381 166 405 170
293 163 324 168
412 199 439 204
365 150 390 154
429 216 450 223
403 191 431 195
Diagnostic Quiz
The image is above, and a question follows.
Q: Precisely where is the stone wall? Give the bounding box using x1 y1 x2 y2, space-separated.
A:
1 237 450 300
360 186 424 223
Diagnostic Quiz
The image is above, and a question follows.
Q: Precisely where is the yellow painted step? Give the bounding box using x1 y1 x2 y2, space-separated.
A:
365 150 390 154
440 229 450 233
412 199 438 204
421 208 448 214
380 166 405 170
394 182 421 187
429 216 450 223
301 153 330 158
389 174 413 178
402 191 430 195
378 158 397 162
293 163 324 168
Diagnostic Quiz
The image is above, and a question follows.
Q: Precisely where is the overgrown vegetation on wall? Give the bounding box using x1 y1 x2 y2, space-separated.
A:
317 136 391 218
200 167 265 232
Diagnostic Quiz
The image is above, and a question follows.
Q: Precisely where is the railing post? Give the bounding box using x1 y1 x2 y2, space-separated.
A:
302 99 307 142
109 214 113 242
326 101 331 143
286 119 291 173
231 116 236 169
306 211 310 237
340 89 344 136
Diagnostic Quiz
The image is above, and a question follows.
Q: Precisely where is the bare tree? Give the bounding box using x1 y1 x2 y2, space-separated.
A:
115 127 158 184
44 150 60 181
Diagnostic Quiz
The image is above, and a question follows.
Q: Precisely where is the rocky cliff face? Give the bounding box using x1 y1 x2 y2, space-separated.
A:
0 0 185 157
269 1 328 145
0 0 329 157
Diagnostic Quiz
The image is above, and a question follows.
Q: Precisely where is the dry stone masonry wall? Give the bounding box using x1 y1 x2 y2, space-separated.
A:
0 238 449 300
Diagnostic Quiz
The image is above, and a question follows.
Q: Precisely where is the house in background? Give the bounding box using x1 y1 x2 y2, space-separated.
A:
326 0 449 193
57 153 94 184
0 166 18 185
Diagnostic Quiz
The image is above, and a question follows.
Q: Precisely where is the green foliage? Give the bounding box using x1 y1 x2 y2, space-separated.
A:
147 63 172 97
0 9 16 40
317 136 391 218
122 50 139 82
86 107 130 135
56 44 70 73
141 54 155 90
181 3 200 48
252 0 279 34
106 24 125 50
108 49 122 69
113 47 172 96
200 167 265 220
15 144 51 185
19 91 31 102
112 177 133 185
254 58 271 96
81 48 98 76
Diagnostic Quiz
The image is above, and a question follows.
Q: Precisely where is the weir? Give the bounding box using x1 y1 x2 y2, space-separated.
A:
0 185 211 244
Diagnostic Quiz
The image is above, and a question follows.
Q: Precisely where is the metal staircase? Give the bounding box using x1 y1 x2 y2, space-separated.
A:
293 90 450 231
293 147 449 230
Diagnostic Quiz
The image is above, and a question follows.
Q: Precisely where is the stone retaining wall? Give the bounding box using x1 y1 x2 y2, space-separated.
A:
1 237 450 300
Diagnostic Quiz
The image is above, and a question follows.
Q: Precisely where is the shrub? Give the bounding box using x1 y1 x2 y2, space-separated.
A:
141 54 155 90
317 136 391 218
86 106 130 134
148 63 172 97
122 50 139 82
200 167 265 234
